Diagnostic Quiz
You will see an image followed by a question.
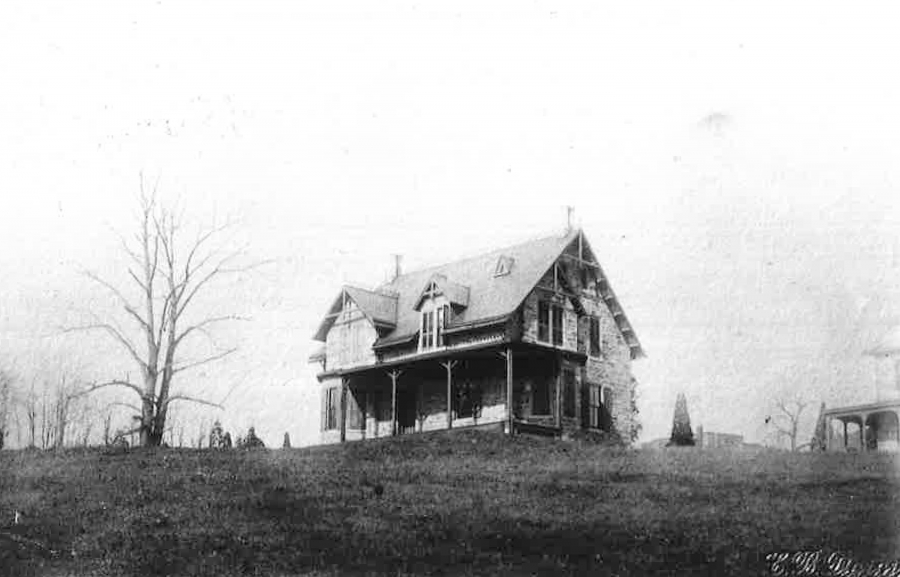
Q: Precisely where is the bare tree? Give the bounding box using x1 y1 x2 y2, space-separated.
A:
65 180 257 447
769 395 809 452
102 408 113 446
0 369 14 449
23 379 38 448
51 374 87 449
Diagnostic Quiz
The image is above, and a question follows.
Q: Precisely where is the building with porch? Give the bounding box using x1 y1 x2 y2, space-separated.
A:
308 228 644 444
824 327 900 452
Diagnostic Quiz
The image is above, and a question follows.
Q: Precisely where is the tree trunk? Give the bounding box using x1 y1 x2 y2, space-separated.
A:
55 391 71 449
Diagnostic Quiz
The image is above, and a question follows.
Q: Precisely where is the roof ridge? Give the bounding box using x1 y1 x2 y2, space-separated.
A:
343 284 399 298
379 228 577 288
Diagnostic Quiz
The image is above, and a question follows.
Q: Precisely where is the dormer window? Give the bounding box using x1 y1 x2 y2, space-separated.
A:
494 256 514 277
419 304 450 351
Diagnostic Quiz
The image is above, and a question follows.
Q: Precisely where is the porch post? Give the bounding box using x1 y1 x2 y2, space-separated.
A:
843 420 848 450
506 347 514 435
387 370 401 437
441 360 458 430
861 413 868 452
555 353 563 429
339 377 348 443
894 411 900 444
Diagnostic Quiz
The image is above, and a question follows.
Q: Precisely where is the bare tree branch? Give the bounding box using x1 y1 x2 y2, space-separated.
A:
172 348 238 375
105 401 143 415
163 394 223 410
75 380 144 398
770 396 808 451
175 316 248 348
82 271 151 332
61 324 146 371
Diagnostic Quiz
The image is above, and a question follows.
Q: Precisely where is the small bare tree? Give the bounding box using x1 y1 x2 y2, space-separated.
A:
65 179 258 447
0 369 14 449
23 379 38 448
770 395 809 452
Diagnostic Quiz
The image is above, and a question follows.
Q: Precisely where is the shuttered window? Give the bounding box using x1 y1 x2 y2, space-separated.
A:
588 385 601 429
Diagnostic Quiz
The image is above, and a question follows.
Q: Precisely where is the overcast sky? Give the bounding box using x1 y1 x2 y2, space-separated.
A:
2 2 900 447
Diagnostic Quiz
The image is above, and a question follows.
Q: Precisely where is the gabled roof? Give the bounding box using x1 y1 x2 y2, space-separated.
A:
312 228 645 359
313 285 398 341
412 274 470 310
373 228 577 344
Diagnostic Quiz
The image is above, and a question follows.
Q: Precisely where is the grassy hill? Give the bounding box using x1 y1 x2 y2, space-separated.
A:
1 429 898 576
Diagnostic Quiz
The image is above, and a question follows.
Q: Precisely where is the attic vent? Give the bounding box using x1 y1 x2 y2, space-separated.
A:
494 255 514 277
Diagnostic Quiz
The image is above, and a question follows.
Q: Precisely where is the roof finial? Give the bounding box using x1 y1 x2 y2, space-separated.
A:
566 205 575 233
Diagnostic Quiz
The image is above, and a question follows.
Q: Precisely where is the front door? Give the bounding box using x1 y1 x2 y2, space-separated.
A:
397 387 417 434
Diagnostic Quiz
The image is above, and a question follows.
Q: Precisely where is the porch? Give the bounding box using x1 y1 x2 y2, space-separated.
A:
824 400 900 452
320 343 586 443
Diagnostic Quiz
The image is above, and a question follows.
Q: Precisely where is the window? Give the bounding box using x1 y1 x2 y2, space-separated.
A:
324 388 339 430
589 316 601 356
588 384 601 429
419 304 450 351
436 304 448 346
563 369 576 418
538 300 564 346
551 305 564 345
538 301 550 342
455 380 480 419
602 387 615 431
494 256 514 276
420 310 434 349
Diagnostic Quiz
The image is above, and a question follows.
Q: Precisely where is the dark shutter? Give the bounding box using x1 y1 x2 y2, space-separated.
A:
601 387 614 432
581 380 590 428
563 369 576 418
590 316 601 356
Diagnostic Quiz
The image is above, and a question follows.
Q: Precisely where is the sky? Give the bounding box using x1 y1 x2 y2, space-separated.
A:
2 1 900 447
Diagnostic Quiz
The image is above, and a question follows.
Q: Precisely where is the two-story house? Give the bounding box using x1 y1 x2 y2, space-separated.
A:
309 228 643 444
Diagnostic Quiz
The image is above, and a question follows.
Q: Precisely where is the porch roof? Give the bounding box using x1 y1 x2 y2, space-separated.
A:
823 399 900 418
315 340 587 381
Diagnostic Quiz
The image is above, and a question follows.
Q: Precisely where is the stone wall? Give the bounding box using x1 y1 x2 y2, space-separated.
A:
518 263 638 442
580 286 637 441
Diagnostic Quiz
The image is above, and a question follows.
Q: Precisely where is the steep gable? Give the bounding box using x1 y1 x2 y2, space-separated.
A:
313 286 397 341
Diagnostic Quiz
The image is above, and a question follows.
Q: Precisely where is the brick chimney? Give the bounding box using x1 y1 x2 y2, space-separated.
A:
391 254 402 281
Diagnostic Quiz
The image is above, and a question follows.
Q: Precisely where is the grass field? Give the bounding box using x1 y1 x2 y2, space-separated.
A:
1 429 898 576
